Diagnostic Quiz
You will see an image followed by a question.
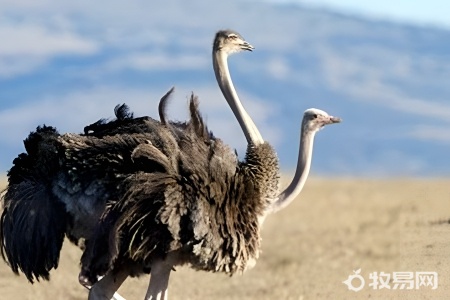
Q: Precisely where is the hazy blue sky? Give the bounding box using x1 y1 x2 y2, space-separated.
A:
271 0 450 29
1 0 450 176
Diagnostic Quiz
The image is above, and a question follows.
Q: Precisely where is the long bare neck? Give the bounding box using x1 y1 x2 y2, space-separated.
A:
268 127 316 214
213 49 264 146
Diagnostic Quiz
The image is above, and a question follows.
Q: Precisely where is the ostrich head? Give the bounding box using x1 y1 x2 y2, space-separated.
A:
214 30 254 55
302 108 341 133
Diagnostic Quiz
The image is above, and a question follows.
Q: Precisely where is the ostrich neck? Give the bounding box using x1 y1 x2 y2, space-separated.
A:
213 50 264 146
269 128 316 214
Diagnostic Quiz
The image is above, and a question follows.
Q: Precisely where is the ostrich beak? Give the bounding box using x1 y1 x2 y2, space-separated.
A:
329 116 342 124
241 42 254 51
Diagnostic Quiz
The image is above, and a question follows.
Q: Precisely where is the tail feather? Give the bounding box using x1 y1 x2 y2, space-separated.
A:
1 126 67 283
187 94 210 140
1 181 67 282
158 87 175 125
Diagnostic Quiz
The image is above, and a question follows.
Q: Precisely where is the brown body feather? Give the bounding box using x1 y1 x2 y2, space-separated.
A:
80 96 280 284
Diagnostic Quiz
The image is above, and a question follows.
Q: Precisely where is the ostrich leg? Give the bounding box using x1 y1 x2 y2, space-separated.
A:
88 269 130 300
144 259 172 300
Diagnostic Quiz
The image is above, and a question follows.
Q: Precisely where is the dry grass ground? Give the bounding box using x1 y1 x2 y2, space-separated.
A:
0 177 449 299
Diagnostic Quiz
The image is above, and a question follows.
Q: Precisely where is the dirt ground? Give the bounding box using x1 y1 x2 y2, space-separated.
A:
0 178 449 300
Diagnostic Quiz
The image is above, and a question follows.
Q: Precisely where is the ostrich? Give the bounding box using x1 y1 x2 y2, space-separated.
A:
79 35 341 300
80 108 340 300
0 29 254 300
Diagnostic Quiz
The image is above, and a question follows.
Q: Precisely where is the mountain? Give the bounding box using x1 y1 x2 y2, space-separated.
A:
1 0 450 176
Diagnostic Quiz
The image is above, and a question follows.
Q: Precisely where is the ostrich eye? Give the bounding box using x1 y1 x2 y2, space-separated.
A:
228 34 237 39
313 114 318 119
